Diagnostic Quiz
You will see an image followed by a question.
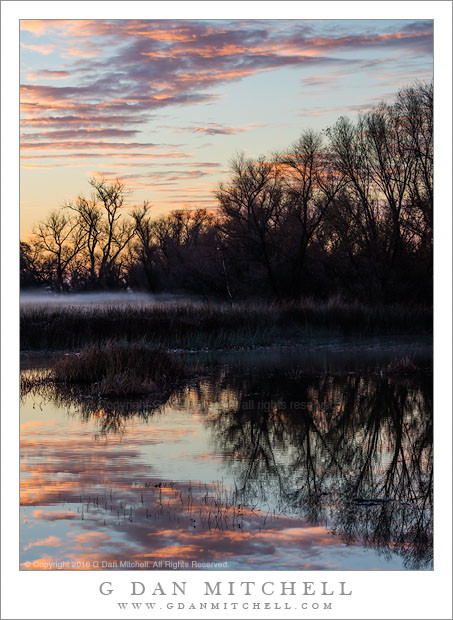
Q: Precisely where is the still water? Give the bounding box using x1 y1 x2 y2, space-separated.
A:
20 343 432 570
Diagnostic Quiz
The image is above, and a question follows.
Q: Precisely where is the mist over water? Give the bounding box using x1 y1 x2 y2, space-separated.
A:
20 290 199 309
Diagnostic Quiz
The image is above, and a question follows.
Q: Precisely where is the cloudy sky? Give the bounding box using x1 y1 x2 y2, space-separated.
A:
20 19 433 237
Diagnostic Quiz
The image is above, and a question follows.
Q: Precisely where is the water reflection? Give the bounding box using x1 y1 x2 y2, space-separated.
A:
199 370 432 569
20 355 432 570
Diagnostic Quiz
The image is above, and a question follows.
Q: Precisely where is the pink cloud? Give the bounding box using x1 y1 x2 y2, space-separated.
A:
20 20 432 151
21 113 148 127
26 70 70 81
168 122 263 136
24 536 61 551
20 140 161 151
20 151 190 161
21 42 55 55
21 128 140 141
19 19 432 235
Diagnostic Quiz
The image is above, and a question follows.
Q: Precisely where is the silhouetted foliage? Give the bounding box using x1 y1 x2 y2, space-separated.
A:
21 83 432 304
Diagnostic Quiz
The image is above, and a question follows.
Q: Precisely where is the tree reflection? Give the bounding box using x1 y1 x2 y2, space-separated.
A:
202 369 433 569
21 376 174 436
21 363 433 568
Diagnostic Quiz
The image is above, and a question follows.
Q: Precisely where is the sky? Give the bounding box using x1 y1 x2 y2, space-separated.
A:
19 19 433 238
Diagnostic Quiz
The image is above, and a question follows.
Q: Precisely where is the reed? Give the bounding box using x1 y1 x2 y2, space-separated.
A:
51 342 185 397
20 299 432 351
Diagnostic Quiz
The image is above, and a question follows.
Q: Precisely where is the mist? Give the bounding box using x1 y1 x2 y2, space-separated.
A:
20 290 202 309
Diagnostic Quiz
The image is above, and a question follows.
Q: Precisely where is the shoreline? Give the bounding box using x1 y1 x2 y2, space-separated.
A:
20 334 433 360
20 300 432 352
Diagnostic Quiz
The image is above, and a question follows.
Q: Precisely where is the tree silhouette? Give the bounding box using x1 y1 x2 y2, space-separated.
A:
21 83 433 303
66 177 135 288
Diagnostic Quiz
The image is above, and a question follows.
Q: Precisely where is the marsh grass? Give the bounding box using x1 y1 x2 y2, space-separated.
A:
20 369 53 397
385 356 419 375
20 298 432 351
22 342 186 398
55 342 185 396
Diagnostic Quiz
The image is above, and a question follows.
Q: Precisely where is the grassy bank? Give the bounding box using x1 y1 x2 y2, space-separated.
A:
21 342 186 397
20 299 432 351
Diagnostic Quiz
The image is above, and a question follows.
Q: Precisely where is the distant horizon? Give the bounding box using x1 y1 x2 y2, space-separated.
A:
20 18 433 238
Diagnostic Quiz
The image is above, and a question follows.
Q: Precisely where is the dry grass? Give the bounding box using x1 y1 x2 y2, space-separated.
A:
385 356 419 375
20 298 432 351
51 342 185 397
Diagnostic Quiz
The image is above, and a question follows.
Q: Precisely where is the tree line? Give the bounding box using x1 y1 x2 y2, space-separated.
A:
21 82 432 303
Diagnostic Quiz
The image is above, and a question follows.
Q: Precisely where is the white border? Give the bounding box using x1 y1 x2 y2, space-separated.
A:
2 2 451 619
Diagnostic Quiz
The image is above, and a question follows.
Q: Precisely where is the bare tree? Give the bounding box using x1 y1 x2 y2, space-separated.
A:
326 83 432 300
216 154 285 298
21 82 432 302
67 178 135 288
20 240 52 288
326 116 393 298
130 203 158 290
33 210 85 291
277 130 345 296
395 82 433 251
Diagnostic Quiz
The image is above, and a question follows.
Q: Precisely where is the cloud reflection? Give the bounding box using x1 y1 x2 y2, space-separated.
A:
20 363 432 570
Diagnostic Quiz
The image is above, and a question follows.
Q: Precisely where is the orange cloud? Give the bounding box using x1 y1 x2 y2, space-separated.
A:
32 510 78 520
139 545 204 559
21 163 67 169
24 536 61 551
64 45 101 58
26 70 70 82
20 20 50 34
21 42 55 55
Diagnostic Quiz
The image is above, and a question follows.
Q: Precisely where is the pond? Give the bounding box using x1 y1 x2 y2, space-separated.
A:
20 341 432 571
